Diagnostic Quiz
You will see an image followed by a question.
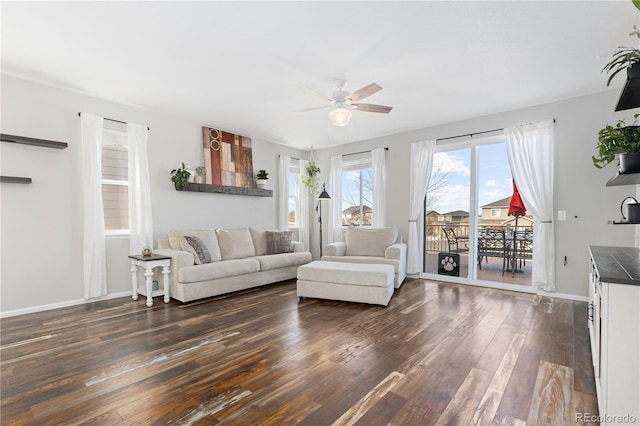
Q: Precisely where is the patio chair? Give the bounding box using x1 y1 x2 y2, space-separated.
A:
477 228 510 276
442 227 468 254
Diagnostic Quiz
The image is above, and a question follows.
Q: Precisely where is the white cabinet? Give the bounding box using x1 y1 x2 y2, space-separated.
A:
589 247 640 425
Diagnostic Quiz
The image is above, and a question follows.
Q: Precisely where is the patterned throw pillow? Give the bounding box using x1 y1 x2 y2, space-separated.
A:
266 231 293 255
180 235 212 265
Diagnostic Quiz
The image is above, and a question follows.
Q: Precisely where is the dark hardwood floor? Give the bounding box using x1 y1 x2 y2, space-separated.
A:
1 278 599 425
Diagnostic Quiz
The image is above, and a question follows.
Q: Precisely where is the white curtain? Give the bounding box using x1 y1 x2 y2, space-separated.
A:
127 122 154 255
505 119 555 292
372 148 387 227
407 140 436 275
298 159 310 251
80 113 108 299
328 155 343 243
278 155 291 230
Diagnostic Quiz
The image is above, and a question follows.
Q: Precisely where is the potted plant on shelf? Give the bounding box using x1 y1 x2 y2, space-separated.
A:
170 162 191 190
256 169 269 188
593 115 640 173
194 166 205 184
601 26 640 87
301 163 321 195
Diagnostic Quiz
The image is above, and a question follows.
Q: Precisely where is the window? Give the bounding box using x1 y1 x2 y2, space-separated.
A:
490 208 501 217
342 155 373 226
288 170 298 227
101 121 129 235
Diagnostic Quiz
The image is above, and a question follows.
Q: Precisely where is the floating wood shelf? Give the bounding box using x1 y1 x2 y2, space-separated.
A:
1 133 68 149
178 182 273 197
1 176 33 184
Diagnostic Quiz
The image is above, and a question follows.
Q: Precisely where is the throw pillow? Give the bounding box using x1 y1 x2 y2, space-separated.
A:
216 228 256 260
180 235 212 265
345 226 398 257
266 230 293 255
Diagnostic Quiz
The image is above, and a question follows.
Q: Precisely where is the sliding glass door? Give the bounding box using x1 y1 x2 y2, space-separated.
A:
424 136 533 289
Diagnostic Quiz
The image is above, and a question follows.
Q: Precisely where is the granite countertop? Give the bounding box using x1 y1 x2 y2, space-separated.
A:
589 245 640 286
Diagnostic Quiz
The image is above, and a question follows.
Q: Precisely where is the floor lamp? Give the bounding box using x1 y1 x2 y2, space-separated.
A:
317 183 331 257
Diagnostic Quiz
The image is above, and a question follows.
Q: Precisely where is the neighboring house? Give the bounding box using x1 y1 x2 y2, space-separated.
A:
342 205 372 226
479 196 533 229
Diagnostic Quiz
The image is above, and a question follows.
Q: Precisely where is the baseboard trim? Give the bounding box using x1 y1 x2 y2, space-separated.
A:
0 291 131 318
537 290 588 303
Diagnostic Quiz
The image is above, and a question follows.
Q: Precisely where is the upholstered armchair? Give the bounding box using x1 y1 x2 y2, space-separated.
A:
321 226 407 288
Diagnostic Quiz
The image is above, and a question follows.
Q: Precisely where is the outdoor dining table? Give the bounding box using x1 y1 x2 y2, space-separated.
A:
455 230 531 276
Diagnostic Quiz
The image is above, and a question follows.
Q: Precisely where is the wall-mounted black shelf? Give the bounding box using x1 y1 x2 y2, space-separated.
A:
178 182 273 197
606 171 640 187
1 176 32 184
1 133 68 149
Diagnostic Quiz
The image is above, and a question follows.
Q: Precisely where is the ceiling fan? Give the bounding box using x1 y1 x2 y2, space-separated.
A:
302 80 393 127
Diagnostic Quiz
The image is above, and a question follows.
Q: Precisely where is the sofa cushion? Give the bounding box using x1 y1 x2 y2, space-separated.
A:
345 227 398 257
168 229 222 262
266 230 293 254
254 252 312 271
216 228 256 260
320 255 400 272
180 236 212 265
178 258 260 283
249 227 276 256
297 261 393 288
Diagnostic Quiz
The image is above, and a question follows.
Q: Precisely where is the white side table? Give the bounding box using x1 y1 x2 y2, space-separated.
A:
128 254 171 307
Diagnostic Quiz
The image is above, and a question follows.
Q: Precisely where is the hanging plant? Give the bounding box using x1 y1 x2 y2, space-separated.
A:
301 163 321 195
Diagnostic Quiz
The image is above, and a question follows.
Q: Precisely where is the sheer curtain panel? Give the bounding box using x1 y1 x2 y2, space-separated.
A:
372 148 387 227
328 155 343 243
80 112 108 299
127 122 154 255
407 140 436 275
278 155 291 230
298 159 310 251
505 119 555 292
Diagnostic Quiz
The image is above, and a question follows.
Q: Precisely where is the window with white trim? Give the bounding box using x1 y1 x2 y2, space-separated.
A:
490 208 501 217
341 154 373 227
287 160 300 228
101 121 129 235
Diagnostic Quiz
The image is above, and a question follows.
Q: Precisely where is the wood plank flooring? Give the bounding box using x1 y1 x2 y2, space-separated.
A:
0 278 599 425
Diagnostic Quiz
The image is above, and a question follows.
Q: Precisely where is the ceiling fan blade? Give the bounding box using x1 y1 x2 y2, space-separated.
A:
296 106 330 112
352 103 393 114
304 86 333 103
347 83 382 102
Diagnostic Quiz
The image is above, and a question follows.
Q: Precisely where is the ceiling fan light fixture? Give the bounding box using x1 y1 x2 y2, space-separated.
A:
329 107 352 126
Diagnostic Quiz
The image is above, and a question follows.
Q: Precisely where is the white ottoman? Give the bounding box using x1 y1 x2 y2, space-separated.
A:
297 261 395 306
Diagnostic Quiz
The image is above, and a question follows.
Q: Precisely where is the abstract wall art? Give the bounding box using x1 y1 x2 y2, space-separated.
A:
202 126 254 188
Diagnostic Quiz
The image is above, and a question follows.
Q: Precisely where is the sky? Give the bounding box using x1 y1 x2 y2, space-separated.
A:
428 142 513 214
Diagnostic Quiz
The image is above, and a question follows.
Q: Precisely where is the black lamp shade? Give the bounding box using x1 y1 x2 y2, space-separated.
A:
318 183 331 200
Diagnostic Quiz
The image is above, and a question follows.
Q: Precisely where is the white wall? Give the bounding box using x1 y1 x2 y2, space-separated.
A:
0 75 305 314
2 75 636 314
311 89 637 298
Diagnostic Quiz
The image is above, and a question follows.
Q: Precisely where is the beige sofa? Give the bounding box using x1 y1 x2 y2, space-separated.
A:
321 226 407 288
154 227 312 302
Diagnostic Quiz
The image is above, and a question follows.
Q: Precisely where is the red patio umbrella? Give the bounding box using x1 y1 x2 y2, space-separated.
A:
508 179 526 218
508 179 527 274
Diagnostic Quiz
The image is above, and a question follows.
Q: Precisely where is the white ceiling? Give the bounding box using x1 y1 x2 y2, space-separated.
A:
1 1 637 149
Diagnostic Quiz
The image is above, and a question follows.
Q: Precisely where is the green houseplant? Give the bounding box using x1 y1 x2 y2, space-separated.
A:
301 163 321 195
601 1 640 86
593 115 640 171
170 162 191 190
256 169 269 188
